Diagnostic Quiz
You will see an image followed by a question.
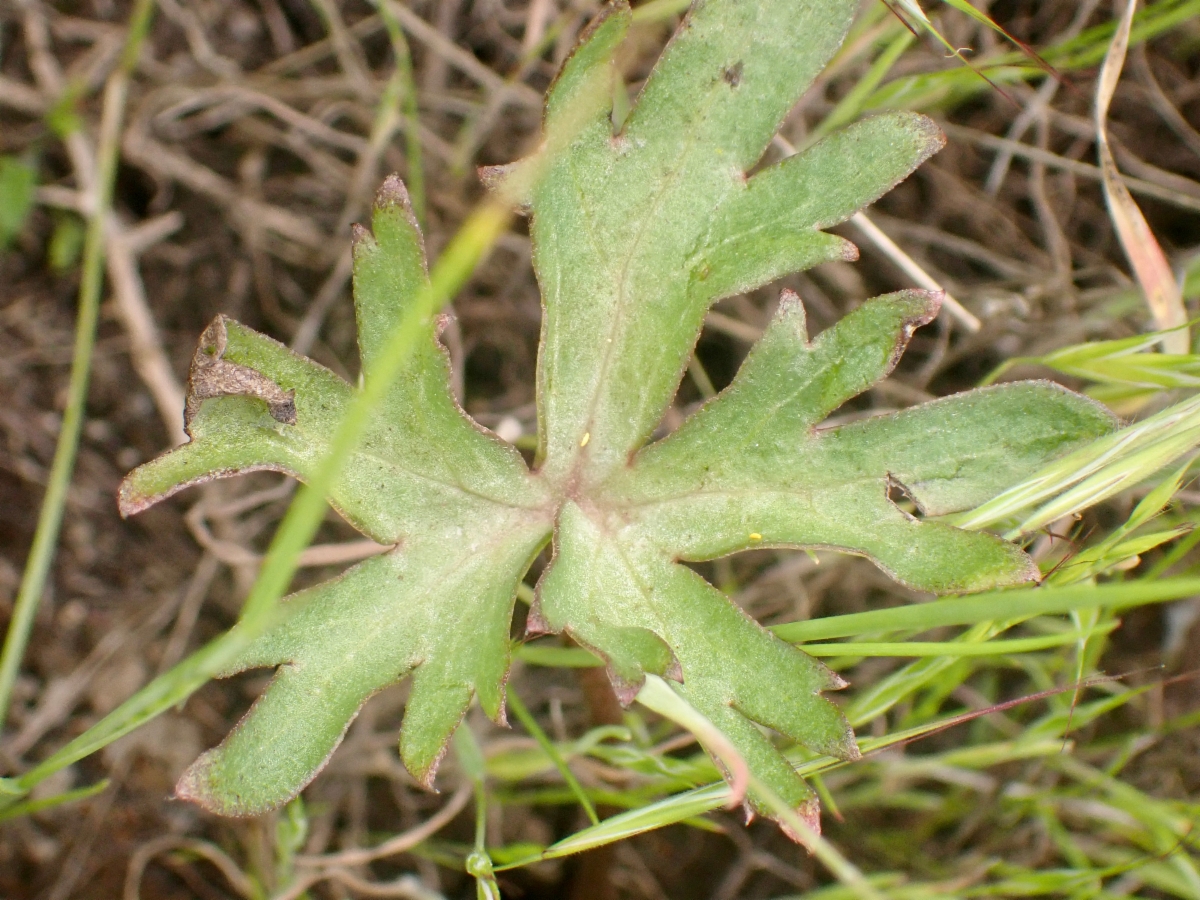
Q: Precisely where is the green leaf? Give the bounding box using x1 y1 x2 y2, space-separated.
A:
600 291 1112 591
123 181 552 815
0 156 36 249
692 114 944 303
177 534 544 815
121 187 548 547
535 502 858 819
118 0 1117 836
535 289 1110 814
527 0 942 480
47 213 85 271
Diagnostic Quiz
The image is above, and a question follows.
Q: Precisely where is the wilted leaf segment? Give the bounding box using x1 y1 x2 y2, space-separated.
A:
120 0 1114 829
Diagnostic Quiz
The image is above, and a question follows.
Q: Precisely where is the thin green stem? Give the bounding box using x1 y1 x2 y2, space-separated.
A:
0 779 109 824
507 688 600 825
772 577 1200 644
455 723 501 900
375 0 425 226
0 0 156 730
9 634 246 793
802 625 1117 658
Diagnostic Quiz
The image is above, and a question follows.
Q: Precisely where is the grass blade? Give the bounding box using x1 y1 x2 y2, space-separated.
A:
772 578 1200 643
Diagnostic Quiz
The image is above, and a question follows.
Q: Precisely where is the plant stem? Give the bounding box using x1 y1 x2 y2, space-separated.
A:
375 0 425 226
508 689 600 825
0 0 156 729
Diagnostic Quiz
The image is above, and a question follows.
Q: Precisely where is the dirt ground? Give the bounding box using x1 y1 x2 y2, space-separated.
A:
1 1 1199 898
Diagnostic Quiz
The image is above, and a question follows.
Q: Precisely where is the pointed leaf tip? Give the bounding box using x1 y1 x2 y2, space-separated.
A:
116 480 149 519
481 0 632 213
824 669 850 692
544 0 631 127
610 675 642 708
374 173 417 219
777 795 823 846
523 600 553 637
350 221 374 250
400 682 475 790
890 110 948 161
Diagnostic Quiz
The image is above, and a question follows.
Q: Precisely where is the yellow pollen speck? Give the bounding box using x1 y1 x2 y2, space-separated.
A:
749 533 762 541
580 432 591 447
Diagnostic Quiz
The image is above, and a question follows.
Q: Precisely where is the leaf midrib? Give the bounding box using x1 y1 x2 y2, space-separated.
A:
557 32 762 472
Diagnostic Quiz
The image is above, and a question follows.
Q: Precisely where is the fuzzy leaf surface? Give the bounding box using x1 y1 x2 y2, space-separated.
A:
120 0 1117 834
534 291 1114 816
526 1 949 480
122 185 552 814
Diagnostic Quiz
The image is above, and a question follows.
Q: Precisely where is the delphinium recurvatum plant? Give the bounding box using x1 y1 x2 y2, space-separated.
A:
119 0 1114 835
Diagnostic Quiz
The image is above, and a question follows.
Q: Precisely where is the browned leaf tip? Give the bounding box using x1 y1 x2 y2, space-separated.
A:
374 174 421 232
185 317 297 435
777 795 824 847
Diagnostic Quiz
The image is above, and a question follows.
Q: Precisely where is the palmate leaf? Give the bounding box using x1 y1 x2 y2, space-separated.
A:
120 0 1114 831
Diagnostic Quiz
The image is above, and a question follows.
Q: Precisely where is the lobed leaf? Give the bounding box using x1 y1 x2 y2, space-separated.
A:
119 0 1120 837
177 522 545 815
122 180 546 540
534 501 857 816
604 291 1113 588
122 183 552 813
692 114 945 303
535 290 1112 815
526 0 945 479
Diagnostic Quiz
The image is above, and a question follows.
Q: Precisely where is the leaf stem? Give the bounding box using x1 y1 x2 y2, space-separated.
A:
0 0 156 730
456 724 501 900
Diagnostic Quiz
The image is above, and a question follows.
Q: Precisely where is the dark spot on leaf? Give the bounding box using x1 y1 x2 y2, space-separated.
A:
723 61 743 87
